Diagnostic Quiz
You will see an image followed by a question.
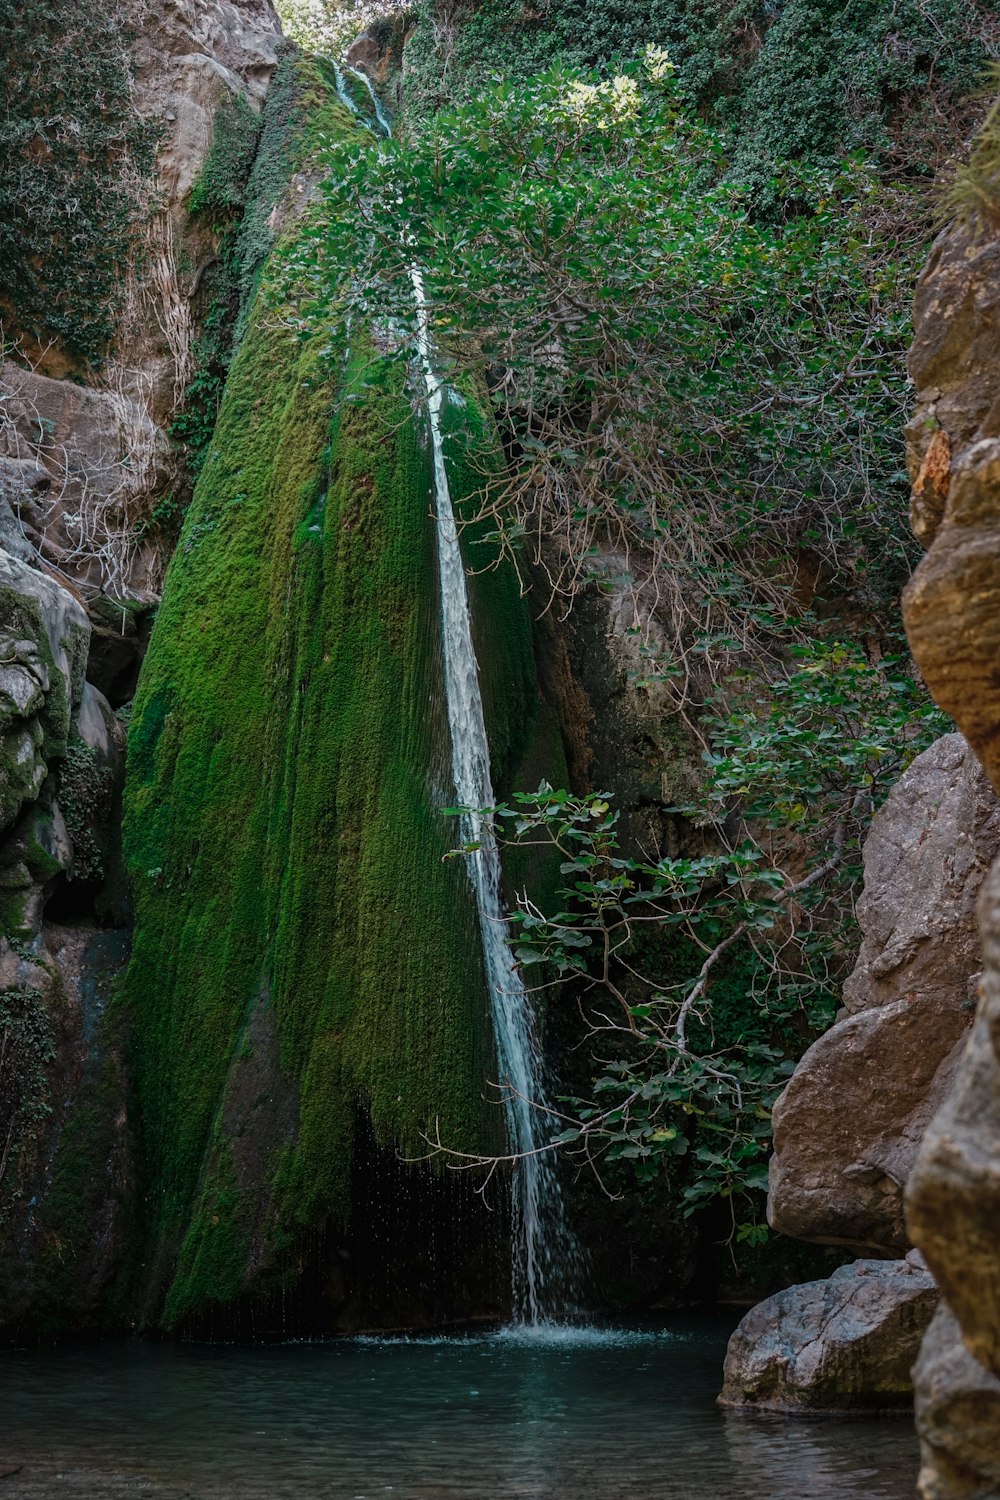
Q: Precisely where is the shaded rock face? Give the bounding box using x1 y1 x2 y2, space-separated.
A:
901 217 1000 1498
0 549 130 1336
0 925 131 1336
719 1253 938 1412
913 1305 1000 1500
0 551 90 840
0 0 285 1341
1 0 282 619
768 733 999 1254
906 858 1000 1383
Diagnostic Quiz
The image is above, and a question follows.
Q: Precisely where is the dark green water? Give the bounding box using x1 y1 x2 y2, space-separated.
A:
0 1320 918 1498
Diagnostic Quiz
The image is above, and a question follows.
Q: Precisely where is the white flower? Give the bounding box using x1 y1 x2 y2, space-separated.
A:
643 44 674 84
563 80 601 119
608 74 640 119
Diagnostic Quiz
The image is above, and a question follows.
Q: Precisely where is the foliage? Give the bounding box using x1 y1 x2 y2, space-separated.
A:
459 644 949 1232
57 734 115 883
188 93 261 221
293 61 921 700
0 0 157 367
276 0 410 57
938 64 1000 232
723 0 996 191
402 0 995 184
0 985 55 1222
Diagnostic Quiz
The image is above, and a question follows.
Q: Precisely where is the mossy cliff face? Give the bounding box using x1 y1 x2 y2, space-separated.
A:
121 57 541 1333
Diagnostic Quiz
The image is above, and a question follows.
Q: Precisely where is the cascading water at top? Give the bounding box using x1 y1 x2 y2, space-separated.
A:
333 63 584 1326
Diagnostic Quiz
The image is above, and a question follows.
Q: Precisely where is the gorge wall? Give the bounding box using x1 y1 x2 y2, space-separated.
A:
0 0 286 1337
1 5 579 1338
723 191 1000 1490
901 214 1000 1500
721 731 998 1412
5 0 1000 1362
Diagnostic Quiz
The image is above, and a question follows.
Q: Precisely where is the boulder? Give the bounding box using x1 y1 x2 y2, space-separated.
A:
906 856 1000 1384
719 1253 938 1412
768 733 999 1253
913 1305 1000 1500
0 549 89 833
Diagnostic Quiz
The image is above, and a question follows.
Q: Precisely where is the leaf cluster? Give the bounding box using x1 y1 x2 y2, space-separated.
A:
457 645 948 1233
289 63 921 694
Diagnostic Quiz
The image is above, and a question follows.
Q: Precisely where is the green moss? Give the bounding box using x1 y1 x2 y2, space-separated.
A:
122 54 543 1330
170 48 351 500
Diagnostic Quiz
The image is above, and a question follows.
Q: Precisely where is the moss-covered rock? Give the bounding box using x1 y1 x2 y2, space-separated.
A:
121 55 545 1332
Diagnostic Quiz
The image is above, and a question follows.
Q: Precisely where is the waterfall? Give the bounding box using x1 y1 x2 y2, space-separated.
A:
332 63 583 1326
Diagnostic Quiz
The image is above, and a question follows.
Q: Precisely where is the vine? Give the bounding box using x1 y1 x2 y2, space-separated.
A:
0 0 158 369
0 986 55 1222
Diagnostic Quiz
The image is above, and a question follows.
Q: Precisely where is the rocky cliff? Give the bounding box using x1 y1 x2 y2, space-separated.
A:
901 214 1000 1500
1 0 280 628
721 732 997 1412
724 196 1000 1481
0 0 283 1338
768 733 1000 1256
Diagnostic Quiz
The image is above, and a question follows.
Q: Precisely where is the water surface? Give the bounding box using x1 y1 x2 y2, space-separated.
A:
0 1319 918 1498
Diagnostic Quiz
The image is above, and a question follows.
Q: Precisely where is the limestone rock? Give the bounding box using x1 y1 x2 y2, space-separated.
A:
906 855 1000 1384
913 1305 1000 1500
902 212 1000 1500
0 362 170 601
905 438 1000 791
718 1253 938 1412
0 549 89 834
768 733 999 1254
907 227 1000 484
0 0 282 605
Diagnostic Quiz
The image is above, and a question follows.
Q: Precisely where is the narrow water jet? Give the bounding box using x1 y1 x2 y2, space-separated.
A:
334 62 584 1325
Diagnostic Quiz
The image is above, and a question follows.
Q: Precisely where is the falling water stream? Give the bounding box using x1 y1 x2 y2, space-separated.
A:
333 64 582 1325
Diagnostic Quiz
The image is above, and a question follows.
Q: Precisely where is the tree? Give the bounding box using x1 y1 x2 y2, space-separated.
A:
289 55 922 708
448 643 948 1236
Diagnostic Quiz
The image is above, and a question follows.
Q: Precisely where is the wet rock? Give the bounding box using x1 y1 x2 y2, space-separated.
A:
0 923 132 1337
768 734 999 1254
719 1253 938 1412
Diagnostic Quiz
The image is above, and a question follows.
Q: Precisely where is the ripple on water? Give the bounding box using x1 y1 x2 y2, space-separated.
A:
0 1317 919 1500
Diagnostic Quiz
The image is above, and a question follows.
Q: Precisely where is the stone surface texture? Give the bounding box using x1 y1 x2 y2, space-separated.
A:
901 216 1000 1499
0 0 281 610
768 733 1000 1254
913 1305 1000 1500
719 1253 938 1412
0 0 276 1334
